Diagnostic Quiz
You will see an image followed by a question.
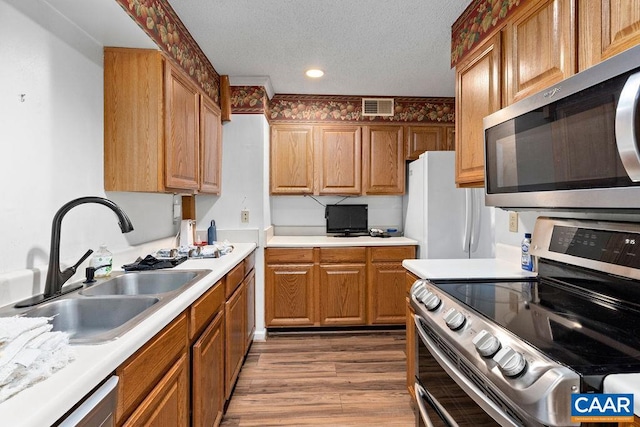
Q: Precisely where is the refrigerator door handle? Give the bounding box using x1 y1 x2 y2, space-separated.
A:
463 189 472 253
469 190 481 253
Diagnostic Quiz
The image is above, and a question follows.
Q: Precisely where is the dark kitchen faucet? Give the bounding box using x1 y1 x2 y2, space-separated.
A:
15 196 134 308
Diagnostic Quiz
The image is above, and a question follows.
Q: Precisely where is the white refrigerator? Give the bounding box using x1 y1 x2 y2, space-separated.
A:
403 151 495 259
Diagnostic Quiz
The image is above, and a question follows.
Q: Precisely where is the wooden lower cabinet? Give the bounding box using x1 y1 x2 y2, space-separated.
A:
319 263 366 325
265 245 416 328
192 310 225 427
245 269 256 348
265 263 317 326
368 261 408 324
116 314 188 425
123 353 189 427
115 252 256 427
405 271 419 401
225 281 246 399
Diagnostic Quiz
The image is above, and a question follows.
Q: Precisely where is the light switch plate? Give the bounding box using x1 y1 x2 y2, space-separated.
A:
508 211 518 233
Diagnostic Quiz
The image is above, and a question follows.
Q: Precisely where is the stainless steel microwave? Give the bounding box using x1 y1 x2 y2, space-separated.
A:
483 43 640 210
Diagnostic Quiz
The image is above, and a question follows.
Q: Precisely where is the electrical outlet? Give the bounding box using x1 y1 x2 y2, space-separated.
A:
508 211 519 233
241 209 250 223
172 195 181 223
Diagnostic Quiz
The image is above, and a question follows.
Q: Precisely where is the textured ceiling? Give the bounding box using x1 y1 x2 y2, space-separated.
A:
168 0 470 97
39 0 470 97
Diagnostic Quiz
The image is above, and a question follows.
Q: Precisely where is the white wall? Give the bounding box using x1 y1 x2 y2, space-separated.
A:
0 2 177 282
271 195 404 234
195 114 270 338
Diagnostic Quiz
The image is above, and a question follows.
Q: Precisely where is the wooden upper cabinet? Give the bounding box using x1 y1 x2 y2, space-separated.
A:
104 48 221 194
315 125 362 194
199 95 222 194
579 0 640 70
503 0 576 105
164 61 200 191
363 126 405 194
405 124 454 160
270 125 315 194
455 34 501 187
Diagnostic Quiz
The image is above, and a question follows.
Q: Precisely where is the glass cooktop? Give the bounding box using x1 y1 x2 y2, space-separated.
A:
431 268 640 377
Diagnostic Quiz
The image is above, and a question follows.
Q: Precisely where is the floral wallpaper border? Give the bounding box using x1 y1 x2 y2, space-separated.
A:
451 0 523 67
115 0 221 103
230 91 455 124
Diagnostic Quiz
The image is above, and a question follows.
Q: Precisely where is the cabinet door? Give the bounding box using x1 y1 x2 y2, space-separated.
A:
503 0 576 105
270 125 315 194
265 264 317 327
122 353 189 427
579 0 640 70
199 95 222 194
315 125 362 194
245 269 256 348
363 126 405 194
405 125 445 160
165 61 200 191
225 281 246 399
443 126 455 151
368 262 408 324
192 310 224 427
319 264 366 325
406 297 416 401
455 34 501 187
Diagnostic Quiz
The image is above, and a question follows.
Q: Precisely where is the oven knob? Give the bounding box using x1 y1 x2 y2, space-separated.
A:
414 288 428 301
472 330 501 358
422 292 441 311
493 346 527 377
443 308 466 330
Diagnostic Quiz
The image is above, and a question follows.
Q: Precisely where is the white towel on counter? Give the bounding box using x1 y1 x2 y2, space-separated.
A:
0 317 75 403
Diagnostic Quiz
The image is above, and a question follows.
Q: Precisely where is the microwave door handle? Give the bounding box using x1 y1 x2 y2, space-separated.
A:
615 71 640 181
414 382 459 427
463 189 472 253
469 191 481 253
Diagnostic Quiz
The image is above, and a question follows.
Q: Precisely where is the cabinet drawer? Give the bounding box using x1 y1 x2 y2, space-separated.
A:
116 313 187 423
319 247 366 263
265 248 314 263
369 246 416 262
189 280 224 340
225 262 244 298
244 250 256 276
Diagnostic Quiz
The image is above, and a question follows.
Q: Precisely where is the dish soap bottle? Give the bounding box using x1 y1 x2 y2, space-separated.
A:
207 220 217 244
91 245 113 277
521 233 534 271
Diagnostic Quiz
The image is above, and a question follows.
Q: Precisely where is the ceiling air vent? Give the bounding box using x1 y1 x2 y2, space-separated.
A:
362 98 394 117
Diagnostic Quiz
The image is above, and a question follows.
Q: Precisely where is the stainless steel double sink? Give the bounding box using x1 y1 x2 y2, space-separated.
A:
0 270 211 344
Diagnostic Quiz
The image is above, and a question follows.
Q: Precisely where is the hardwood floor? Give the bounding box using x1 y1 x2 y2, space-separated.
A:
221 331 414 426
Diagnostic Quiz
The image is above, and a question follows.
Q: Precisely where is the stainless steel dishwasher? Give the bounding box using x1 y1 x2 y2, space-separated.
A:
58 376 119 427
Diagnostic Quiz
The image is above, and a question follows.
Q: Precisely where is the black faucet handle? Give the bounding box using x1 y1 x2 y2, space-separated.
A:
62 249 94 277
72 249 94 272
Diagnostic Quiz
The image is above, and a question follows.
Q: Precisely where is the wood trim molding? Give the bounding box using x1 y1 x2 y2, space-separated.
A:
114 0 221 104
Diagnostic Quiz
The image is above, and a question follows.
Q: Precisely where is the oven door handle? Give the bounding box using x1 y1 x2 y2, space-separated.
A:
615 71 640 182
414 381 459 427
414 314 519 427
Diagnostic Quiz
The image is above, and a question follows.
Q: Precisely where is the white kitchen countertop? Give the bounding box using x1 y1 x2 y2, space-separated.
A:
0 242 256 427
266 235 418 247
402 258 537 280
604 375 640 416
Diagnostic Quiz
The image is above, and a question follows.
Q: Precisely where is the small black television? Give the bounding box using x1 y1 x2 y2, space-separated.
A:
325 204 368 237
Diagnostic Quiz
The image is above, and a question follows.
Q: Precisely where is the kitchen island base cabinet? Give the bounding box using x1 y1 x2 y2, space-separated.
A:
265 245 415 328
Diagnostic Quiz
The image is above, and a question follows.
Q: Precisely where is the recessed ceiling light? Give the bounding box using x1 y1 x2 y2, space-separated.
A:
305 69 324 78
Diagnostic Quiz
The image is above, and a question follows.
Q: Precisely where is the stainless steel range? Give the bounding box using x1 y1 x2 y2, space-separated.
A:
410 217 640 426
